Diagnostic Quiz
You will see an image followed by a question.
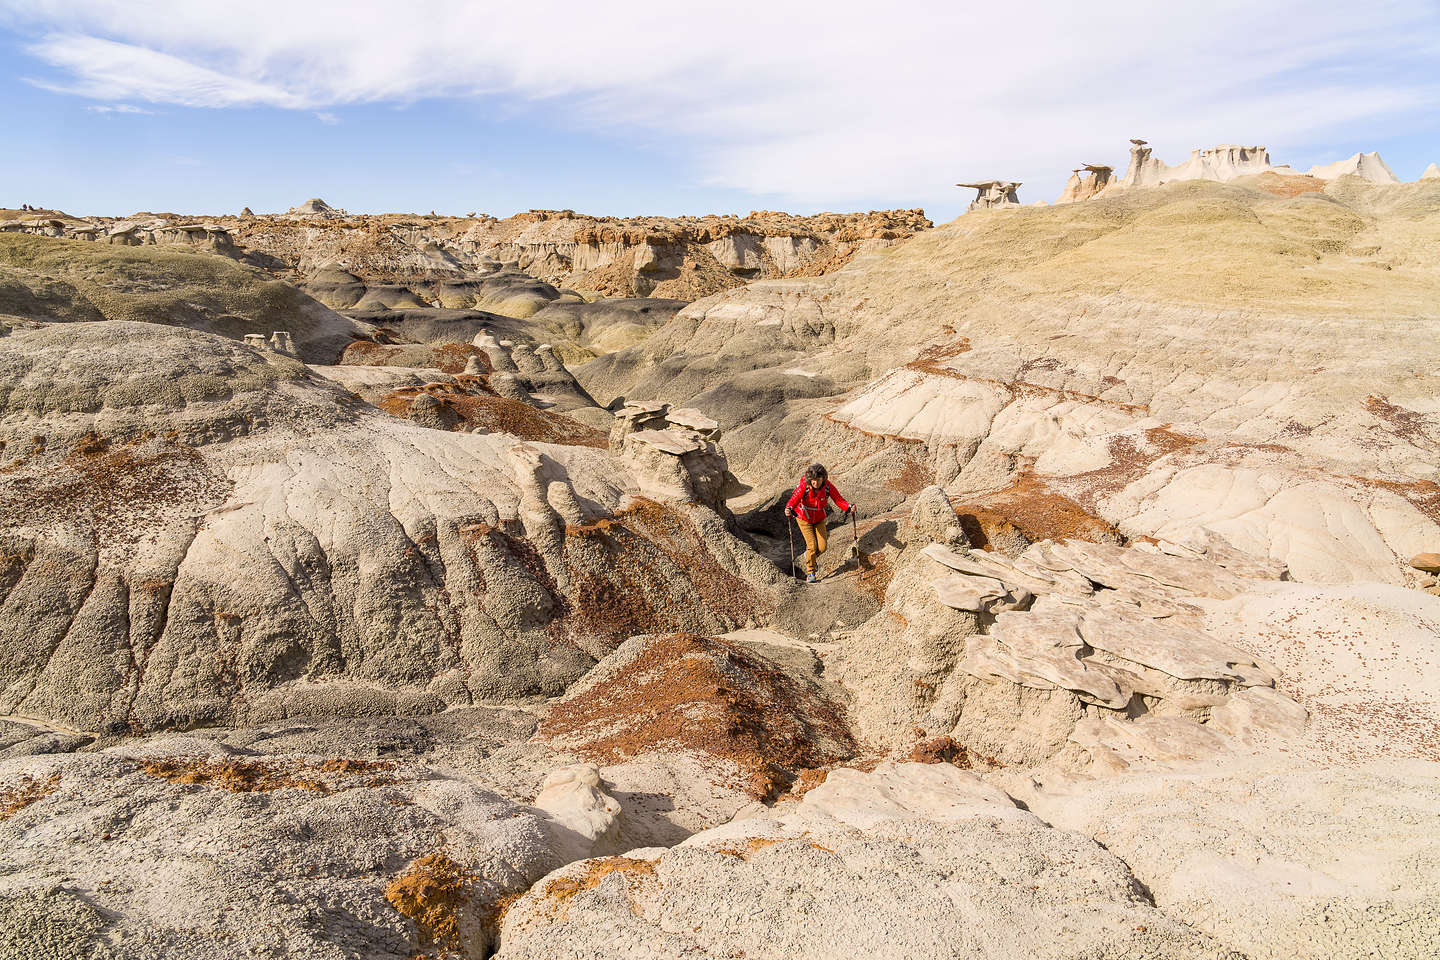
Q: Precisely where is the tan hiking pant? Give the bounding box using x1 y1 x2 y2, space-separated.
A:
796 517 828 574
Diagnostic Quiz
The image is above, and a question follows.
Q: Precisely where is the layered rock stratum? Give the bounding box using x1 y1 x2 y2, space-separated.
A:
1 157 1438 959
3 205 933 306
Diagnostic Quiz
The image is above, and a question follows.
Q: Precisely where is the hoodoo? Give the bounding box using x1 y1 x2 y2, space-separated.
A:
957 179 1022 211
1056 164 1114 203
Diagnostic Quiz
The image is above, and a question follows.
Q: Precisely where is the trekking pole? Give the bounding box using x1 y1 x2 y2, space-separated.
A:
787 513 799 579
849 504 860 561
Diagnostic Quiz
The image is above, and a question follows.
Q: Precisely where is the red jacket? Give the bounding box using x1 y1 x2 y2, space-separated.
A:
786 479 850 524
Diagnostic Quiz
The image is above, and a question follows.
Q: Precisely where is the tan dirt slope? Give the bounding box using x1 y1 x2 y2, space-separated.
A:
0 234 369 362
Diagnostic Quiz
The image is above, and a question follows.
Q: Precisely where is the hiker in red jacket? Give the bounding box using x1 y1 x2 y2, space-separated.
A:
784 463 851 582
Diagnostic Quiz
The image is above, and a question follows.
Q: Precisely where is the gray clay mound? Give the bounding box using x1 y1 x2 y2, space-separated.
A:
0 320 781 735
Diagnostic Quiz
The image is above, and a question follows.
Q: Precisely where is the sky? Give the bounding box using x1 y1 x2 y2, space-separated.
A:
1 0 1438 223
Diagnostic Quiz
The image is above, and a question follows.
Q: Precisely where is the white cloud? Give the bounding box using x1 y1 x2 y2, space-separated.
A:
85 102 152 114
314 111 339 125
25 33 305 107
4 0 1437 206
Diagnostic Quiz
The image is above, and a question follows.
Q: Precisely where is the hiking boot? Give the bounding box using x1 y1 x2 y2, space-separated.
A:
806 572 817 583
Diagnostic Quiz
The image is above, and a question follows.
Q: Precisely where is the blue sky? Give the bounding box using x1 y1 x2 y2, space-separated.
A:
2 1 1438 223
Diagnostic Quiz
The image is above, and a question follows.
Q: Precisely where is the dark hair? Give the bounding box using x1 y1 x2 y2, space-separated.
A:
804 463 828 482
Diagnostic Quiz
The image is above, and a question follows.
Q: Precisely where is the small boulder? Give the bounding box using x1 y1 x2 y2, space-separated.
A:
534 763 623 860
1410 553 1440 574
903 485 969 548
406 393 460 431
666 407 720 439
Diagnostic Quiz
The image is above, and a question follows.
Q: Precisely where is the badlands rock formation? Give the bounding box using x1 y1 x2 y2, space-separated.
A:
580 174 1440 587
840 487 1303 757
0 319 777 735
1 155 1438 959
494 492 1440 959
498 762 1241 960
537 631 857 800
0 234 365 362
957 179 1022 210
333 287 685 364
1055 164 1114 203
1307 151 1400 184
301 265 577 319
1 212 238 254
285 198 345 217
1121 140 1277 187
21 206 932 306
1042 140 1415 201
440 209 932 299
